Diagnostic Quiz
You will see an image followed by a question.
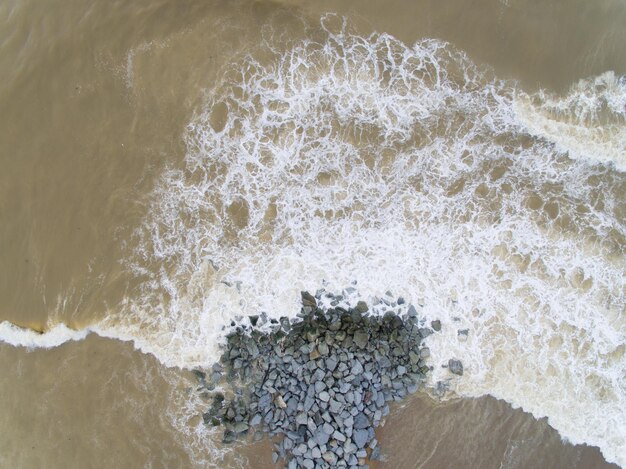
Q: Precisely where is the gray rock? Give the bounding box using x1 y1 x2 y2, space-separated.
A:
420 347 430 358
304 395 314 411
449 359 464 375
293 443 307 456
318 341 330 356
418 327 433 338
353 413 369 429
318 391 330 402
353 429 369 449
431 320 441 331
326 357 338 372
313 428 330 446
329 399 342 413
314 381 326 393
249 414 262 426
322 423 334 435
351 361 364 375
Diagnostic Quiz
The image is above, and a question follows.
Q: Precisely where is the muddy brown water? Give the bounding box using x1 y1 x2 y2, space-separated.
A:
0 0 624 467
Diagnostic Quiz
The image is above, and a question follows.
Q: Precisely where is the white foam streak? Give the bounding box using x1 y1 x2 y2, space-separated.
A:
0 321 91 348
515 71 626 171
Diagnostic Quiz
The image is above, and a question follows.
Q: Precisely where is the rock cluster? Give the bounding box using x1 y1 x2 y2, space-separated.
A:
196 290 439 468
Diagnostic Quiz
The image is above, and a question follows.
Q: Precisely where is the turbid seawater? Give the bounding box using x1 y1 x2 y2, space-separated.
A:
0 0 624 467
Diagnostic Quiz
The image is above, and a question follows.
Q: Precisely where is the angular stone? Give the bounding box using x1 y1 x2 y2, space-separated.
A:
353 413 369 429
351 361 364 375
293 443 307 456
301 291 317 307
313 428 330 446
318 342 330 356
326 357 338 372
431 320 441 331
275 395 287 409
353 429 369 449
449 359 464 375
250 414 262 426
323 451 338 465
353 331 369 348
322 422 334 435
318 391 330 402
329 400 342 413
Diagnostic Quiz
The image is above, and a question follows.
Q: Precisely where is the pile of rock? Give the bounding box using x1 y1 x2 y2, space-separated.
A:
195 290 439 468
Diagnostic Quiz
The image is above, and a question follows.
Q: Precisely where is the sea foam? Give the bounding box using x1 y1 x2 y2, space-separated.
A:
0 321 91 348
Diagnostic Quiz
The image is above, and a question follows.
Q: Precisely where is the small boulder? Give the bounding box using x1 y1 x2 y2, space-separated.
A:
449 359 464 376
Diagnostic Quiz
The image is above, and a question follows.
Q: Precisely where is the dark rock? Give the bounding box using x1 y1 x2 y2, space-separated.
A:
193 369 206 384
431 320 441 331
248 315 259 327
301 291 317 307
418 327 433 338
353 331 369 348
449 359 464 375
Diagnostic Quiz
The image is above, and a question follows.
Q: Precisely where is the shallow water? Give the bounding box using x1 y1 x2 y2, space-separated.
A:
0 0 624 467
